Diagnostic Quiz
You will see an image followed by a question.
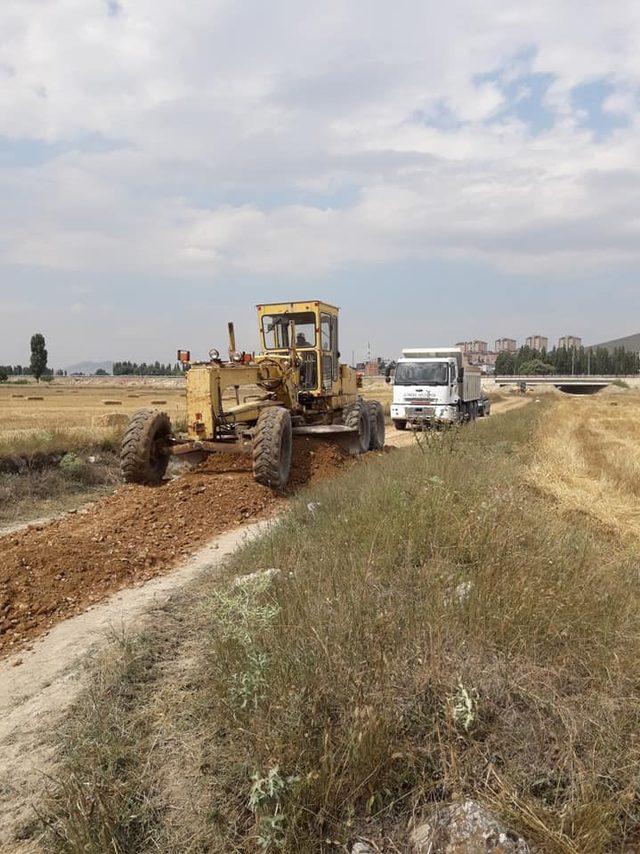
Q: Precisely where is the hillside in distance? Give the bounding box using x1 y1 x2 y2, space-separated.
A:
593 332 640 353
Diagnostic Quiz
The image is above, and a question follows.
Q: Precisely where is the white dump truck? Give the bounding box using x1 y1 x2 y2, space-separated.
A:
389 348 489 429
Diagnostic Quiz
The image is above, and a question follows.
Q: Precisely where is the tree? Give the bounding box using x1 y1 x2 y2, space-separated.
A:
495 352 515 375
95 368 108 376
519 359 555 376
30 333 48 382
0 368 7 383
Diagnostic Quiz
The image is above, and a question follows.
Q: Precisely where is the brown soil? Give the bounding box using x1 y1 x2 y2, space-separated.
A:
0 438 353 658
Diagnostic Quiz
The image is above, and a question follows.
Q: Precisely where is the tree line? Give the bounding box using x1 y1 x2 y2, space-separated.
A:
112 361 187 376
0 364 54 377
495 345 640 376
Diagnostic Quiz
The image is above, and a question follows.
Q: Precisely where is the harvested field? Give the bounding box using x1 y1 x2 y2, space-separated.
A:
0 383 186 447
529 389 640 538
0 438 359 658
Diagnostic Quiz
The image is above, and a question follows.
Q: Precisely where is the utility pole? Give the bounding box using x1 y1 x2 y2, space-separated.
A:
571 347 575 376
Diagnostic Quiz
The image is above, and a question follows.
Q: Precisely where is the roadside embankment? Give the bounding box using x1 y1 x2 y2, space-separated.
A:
39 401 640 853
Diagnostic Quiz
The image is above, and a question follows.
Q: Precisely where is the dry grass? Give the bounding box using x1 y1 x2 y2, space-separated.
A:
0 432 122 526
40 401 640 853
529 390 640 539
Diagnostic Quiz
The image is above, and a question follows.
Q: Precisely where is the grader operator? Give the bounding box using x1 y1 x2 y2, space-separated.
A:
120 300 385 490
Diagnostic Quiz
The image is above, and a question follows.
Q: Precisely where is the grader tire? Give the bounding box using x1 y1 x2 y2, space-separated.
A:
252 407 292 490
120 409 172 484
343 399 371 454
367 400 385 450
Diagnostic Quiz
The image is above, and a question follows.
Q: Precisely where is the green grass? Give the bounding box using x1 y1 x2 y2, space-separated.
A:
41 405 640 853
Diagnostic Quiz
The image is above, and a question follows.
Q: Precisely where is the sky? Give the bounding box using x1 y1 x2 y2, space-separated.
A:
1 0 640 367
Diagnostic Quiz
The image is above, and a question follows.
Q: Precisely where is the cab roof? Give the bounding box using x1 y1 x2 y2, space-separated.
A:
256 300 339 312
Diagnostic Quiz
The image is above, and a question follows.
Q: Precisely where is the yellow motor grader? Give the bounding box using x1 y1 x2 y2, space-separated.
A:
120 300 385 490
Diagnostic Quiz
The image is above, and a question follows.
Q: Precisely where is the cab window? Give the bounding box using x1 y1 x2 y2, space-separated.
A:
321 314 331 350
262 312 316 349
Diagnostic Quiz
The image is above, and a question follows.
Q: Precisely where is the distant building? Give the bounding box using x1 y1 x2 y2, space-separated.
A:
558 335 582 350
526 335 548 351
455 341 496 369
361 357 395 377
495 338 517 354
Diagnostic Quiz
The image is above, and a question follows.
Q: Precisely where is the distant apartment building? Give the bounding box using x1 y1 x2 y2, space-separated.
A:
495 337 517 354
456 340 487 354
526 335 548 351
455 340 495 371
558 335 582 349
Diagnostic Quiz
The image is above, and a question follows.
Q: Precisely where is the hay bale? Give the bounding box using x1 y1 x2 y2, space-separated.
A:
102 399 122 406
92 413 129 428
127 394 140 398
11 394 24 398
26 396 44 401
151 399 167 404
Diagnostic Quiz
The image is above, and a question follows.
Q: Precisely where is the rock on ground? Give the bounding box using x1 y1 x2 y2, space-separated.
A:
411 800 530 853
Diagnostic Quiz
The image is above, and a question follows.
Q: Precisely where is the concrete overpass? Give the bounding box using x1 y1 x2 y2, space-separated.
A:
494 375 613 395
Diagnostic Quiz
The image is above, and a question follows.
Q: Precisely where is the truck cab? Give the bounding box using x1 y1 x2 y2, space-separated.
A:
390 348 482 429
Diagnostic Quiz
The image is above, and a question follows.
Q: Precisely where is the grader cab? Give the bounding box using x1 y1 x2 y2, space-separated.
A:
120 300 385 490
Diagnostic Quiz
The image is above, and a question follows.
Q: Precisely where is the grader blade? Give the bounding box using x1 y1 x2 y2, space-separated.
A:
292 424 360 454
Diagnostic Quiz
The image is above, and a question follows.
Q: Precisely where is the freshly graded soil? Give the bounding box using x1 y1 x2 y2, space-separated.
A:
0 439 353 657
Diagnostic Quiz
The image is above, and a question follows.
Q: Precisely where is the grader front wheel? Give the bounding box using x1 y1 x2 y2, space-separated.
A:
252 407 293 490
121 409 172 484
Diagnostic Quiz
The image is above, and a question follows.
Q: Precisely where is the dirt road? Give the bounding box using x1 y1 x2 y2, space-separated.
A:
0 521 272 851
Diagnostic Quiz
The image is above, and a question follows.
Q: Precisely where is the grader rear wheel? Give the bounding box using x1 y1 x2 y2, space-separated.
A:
252 407 293 490
367 400 385 450
121 409 172 484
343 399 371 454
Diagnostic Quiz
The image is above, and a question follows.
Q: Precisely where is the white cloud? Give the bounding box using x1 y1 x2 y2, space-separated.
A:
1 0 640 281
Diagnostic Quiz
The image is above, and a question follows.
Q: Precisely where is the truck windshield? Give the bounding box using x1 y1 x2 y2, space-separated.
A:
394 362 449 385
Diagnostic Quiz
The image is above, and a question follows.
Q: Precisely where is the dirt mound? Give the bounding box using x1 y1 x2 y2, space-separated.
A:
0 438 353 658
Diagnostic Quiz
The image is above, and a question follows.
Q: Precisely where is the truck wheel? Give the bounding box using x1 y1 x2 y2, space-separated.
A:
252 407 292 490
367 400 385 450
393 419 407 431
121 409 172 484
343 400 371 454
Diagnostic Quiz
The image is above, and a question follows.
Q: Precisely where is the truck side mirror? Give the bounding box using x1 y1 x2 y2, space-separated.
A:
385 376 391 384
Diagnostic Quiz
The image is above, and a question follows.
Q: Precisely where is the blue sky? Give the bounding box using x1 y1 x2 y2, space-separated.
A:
1 0 640 366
